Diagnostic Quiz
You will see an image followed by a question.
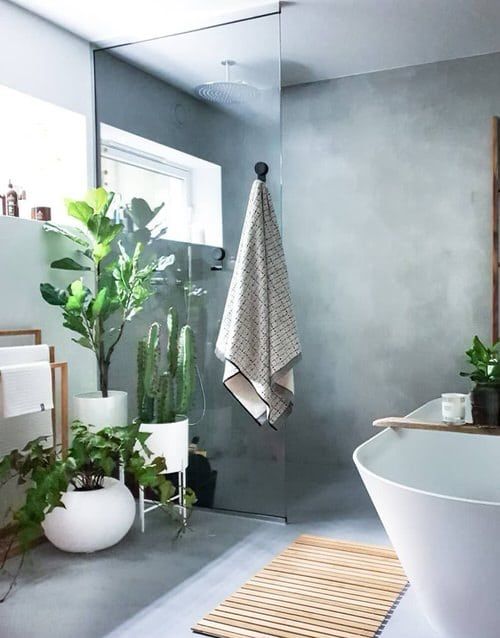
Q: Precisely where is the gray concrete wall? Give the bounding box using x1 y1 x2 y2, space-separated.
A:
283 53 497 476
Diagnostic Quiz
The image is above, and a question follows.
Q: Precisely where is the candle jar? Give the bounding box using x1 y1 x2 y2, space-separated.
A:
441 393 467 424
31 207 51 221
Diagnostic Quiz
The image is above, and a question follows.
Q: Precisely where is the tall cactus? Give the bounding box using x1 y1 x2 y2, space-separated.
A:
138 322 160 422
176 326 196 416
167 306 179 377
136 309 196 423
157 372 175 423
137 338 147 418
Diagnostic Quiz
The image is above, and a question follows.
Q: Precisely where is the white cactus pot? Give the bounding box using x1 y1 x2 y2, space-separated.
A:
73 391 128 430
42 477 135 553
140 418 189 473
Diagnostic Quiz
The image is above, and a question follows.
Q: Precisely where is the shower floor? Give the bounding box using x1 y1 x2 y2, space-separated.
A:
1 466 436 638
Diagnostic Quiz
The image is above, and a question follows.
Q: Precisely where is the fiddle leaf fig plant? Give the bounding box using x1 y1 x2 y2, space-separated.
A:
460 336 500 385
40 187 173 397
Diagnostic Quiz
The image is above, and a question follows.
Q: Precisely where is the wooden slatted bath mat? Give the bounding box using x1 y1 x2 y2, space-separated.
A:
192 534 408 638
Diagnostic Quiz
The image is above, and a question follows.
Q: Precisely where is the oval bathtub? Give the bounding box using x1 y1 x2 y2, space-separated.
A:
353 399 500 638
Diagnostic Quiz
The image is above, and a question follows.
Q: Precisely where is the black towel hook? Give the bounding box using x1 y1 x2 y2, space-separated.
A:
255 162 269 182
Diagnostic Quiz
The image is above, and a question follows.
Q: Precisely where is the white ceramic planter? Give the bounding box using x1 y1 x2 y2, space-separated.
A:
42 477 135 553
140 417 189 473
73 391 128 430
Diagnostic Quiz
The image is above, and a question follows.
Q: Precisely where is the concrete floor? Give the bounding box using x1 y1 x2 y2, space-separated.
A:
0 468 437 638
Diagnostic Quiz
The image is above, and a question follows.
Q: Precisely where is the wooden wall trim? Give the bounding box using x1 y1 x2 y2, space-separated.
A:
493 117 499 343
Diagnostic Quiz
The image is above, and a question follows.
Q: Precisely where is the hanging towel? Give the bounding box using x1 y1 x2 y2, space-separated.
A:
0 361 54 419
216 179 301 428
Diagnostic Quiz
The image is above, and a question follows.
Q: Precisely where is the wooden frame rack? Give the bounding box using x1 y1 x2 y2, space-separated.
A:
0 328 68 452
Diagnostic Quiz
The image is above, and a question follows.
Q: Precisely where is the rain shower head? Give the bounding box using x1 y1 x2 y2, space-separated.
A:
195 60 259 105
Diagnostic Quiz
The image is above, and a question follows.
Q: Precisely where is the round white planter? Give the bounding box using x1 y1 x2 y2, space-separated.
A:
140 418 189 473
73 391 128 430
42 477 135 553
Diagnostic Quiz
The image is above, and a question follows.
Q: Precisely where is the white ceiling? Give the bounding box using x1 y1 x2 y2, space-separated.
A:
97 14 281 116
9 0 500 85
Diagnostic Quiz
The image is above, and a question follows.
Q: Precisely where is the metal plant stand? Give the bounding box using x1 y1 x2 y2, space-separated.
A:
138 467 187 532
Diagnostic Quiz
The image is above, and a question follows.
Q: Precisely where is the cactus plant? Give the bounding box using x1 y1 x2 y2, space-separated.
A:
177 326 196 416
137 308 196 423
167 306 179 377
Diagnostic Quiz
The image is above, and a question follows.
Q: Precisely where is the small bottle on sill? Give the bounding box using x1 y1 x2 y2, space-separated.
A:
5 181 19 217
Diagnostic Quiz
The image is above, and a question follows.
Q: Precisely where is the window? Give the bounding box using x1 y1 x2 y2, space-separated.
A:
0 84 87 223
100 125 222 247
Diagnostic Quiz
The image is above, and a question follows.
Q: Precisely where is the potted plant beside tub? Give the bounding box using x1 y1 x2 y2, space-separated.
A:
137 308 196 475
39 187 172 428
460 336 500 426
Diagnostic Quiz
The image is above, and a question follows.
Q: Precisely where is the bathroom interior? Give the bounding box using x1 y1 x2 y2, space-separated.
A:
1 1 500 637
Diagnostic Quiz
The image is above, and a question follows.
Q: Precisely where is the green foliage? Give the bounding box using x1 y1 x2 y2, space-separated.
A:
460 336 500 385
40 187 169 396
0 421 196 599
50 257 91 271
124 197 164 229
137 307 196 423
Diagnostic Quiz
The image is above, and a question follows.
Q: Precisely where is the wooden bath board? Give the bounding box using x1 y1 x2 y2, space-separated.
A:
192 534 408 638
373 417 500 436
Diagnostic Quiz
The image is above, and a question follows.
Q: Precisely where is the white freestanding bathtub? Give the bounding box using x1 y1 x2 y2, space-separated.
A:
354 399 500 638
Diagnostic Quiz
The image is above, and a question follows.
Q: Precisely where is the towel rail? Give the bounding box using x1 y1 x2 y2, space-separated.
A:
0 329 68 453
0 328 42 345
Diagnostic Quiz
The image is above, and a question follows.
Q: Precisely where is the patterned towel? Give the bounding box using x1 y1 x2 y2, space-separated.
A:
215 180 301 429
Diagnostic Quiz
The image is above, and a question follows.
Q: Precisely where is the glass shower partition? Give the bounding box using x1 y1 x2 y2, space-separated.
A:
93 12 284 518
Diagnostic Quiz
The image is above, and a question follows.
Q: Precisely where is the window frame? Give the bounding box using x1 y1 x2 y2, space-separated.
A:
100 139 193 209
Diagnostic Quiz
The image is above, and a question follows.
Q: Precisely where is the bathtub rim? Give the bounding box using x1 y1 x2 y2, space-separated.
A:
353 427 500 508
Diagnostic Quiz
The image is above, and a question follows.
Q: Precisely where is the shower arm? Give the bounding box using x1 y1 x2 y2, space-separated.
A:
222 59 234 82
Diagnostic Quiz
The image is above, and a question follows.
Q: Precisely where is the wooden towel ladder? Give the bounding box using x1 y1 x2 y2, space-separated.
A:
0 328 68 452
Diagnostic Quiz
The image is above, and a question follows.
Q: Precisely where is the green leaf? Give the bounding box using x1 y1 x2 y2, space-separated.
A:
65 280 91 312
91 287 109 319
84 188 114 216
72 336 93 350
87 215 122 261
84 188 109 214
65 200 93 225
40 283 68 306
42 222 89 247
125 198 159 228
93 242 111 263
50 257 91 271
63 314 89 338
159 479 175 503
17 521 42 550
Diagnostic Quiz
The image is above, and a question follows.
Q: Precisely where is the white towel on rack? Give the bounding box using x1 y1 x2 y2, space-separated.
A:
0 344 50 366
0 361 54 419
0 344 53 456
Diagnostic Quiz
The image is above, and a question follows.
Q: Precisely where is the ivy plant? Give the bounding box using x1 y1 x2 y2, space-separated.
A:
0 422 196 601
40 187 173 396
